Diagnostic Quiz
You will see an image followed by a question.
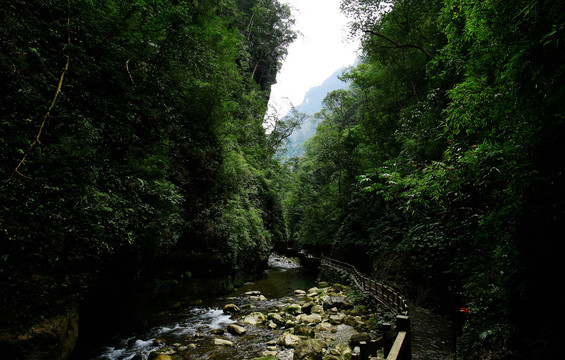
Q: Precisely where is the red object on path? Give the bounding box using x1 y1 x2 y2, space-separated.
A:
458 307 470 313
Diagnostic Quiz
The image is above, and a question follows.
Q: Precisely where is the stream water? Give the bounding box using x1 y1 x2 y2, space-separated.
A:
86 255 318 360
83 254 454 360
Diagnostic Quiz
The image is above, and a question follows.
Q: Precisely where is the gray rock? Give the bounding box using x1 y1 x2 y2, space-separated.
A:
323 296 353 310
293 338 325 360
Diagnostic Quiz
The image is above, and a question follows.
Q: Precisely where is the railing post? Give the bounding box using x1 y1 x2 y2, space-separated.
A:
382 322 393 357
396 315 411 360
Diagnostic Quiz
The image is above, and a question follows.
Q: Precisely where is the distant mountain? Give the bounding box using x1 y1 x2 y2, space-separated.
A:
281 66 351 159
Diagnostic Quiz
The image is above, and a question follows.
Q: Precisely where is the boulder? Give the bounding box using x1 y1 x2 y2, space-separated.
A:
0 308 79 360
227 324 247 335
284 304 302 315
151 355 173 360
223 304 240 314
242 312 267 325
294 324 315 338
296 313 322 324
268 312 285 326
349 332 374 348
329 313 346 325
311 305 324 315
277 332 301 348
300 301 316 314
293 339 325 360
214 338 234 346
245 290 261 296
323 296 353 310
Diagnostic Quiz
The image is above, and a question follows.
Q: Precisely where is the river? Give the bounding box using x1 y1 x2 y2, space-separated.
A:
82 254 453 360
84 255 318 360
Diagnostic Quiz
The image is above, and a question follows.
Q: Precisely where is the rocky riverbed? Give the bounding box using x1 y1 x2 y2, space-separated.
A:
96 281 390 360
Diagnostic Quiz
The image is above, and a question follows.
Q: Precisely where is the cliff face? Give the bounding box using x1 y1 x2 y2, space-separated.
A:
0 1 296 359
0 309 79 360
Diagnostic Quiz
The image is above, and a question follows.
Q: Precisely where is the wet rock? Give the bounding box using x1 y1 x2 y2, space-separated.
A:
151 355 173 360
153 338 167 345
223 303 240 314
268 312 285 325
214 338 234 346
294 289 307 295
243 311 267 325
245 290 261 296
227 323 247 335
284 304 302 315
149 346 176 357
294 338 325 360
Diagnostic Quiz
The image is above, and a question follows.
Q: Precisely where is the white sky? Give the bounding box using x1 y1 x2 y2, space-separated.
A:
266 0 360 119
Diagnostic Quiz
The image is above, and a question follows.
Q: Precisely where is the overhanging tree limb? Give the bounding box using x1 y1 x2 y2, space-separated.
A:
8 0 71 181
362 28 431 59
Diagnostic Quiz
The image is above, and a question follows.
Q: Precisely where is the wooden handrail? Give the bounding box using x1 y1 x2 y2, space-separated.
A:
295 250 411 360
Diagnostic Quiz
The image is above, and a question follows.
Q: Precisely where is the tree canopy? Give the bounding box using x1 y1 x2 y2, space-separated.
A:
282 1 564 359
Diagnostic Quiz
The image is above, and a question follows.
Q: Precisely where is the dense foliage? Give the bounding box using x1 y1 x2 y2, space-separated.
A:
283 0 564 359
1 0 295 333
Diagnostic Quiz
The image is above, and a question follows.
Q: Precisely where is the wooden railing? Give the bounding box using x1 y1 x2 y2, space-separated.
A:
296 250 411 360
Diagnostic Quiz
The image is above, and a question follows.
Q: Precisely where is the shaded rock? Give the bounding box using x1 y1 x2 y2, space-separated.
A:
294 324 315 338
153 338 167 346
245 291 261 296
268 312 285 325
300 301 316 314
223 304 240 314
284 304 302 315
323 296 353 310
0 308 79 360
349 332 374 348
210 328 224 335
